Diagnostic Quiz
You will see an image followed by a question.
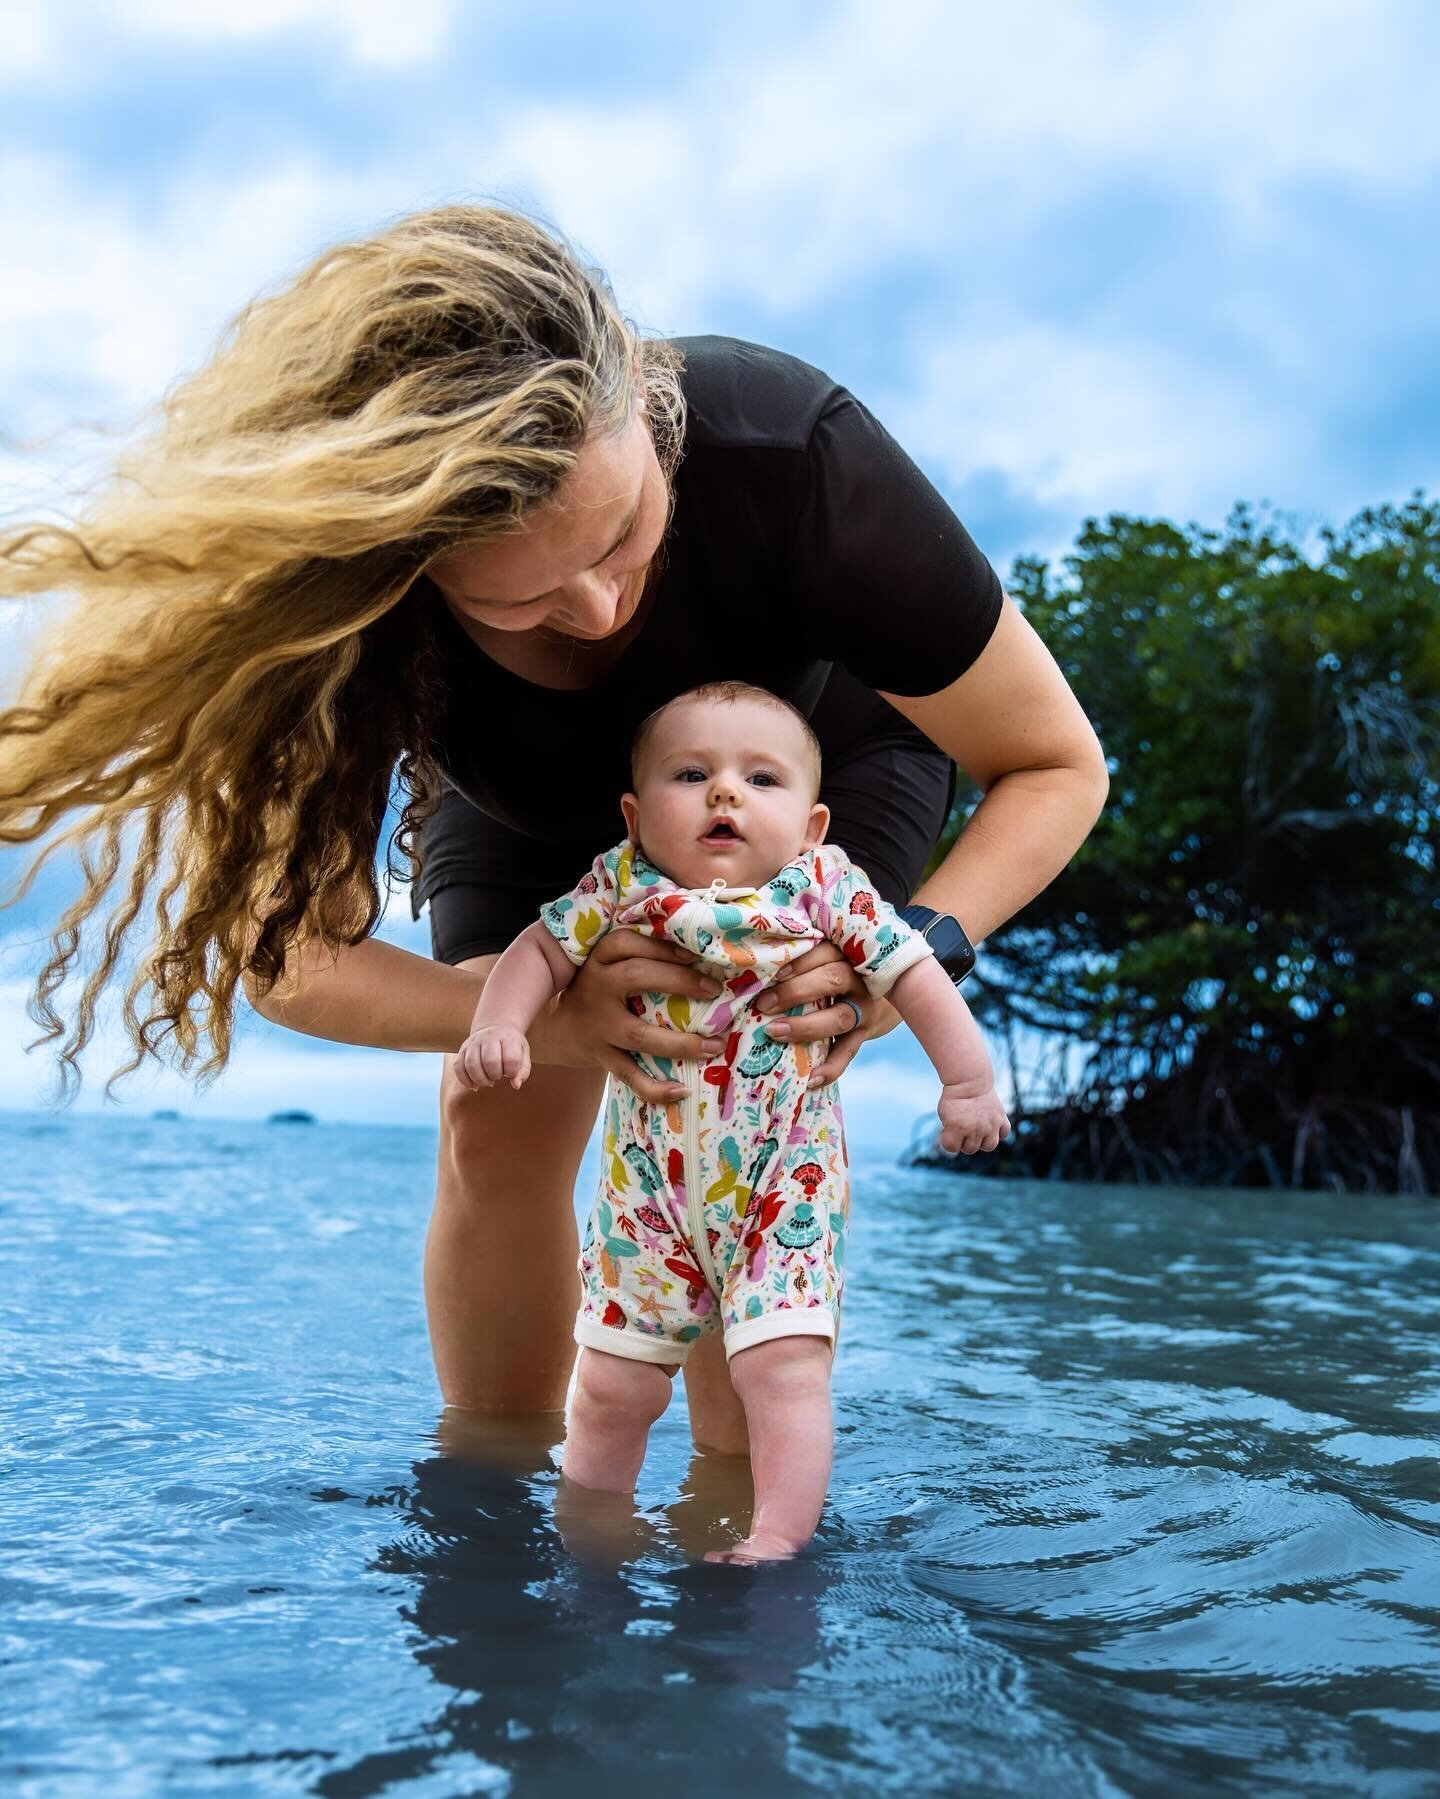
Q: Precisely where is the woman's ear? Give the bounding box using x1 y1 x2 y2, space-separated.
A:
803 801 830 849
620 792 640 842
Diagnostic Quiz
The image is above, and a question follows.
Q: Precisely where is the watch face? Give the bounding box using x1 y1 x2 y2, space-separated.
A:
928 913 976 984
898 904 975 984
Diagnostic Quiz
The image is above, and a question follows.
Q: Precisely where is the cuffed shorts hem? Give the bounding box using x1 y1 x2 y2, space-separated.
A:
575 1309 838 1367
573 1319 691 1367
722 1311 837 1361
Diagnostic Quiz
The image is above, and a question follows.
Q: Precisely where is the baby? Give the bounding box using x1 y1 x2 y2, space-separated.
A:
455 681 1010 1562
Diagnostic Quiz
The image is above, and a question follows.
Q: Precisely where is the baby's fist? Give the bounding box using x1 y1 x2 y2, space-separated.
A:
938 1082 1011 1156
454 1022 532 1093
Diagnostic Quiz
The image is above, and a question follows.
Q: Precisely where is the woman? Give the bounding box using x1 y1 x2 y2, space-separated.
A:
0 205 1107 1453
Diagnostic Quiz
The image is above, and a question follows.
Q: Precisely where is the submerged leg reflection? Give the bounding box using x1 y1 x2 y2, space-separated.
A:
554 1349 675 1567
433 1405 566 1475
664 1448 755 1560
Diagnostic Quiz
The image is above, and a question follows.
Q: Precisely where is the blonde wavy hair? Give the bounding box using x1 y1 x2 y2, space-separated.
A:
0 203 686 1094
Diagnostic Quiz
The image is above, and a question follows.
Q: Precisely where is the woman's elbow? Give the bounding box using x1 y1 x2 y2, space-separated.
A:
1082 753 1110 830
242 965 286 1024
1088 750 1111 817
1072 718 1110 807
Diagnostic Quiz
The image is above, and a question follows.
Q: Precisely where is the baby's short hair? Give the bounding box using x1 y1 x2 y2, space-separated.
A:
630 681 823 795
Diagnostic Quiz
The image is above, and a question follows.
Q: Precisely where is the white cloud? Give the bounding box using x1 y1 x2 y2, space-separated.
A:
452 0 1440 533
1 0 55 79
883 324 1295 530
4 0 1437 529
125 0 456 65
477 0 1440 313
0 155 419 427
0 0 457 84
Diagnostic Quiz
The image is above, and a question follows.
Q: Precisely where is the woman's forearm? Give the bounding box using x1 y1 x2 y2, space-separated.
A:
246 935 483 1052
912 763 1107 943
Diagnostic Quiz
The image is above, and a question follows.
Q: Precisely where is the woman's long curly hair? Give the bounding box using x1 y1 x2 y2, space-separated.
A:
0 203 686 1094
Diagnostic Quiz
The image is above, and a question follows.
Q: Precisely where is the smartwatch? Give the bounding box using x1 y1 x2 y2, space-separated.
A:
898 903 976 986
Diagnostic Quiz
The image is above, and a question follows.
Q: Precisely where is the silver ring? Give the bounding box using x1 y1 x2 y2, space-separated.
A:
847 998 865 1034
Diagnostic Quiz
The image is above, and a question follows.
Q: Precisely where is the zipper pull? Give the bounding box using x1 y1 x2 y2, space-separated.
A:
706 876 726 897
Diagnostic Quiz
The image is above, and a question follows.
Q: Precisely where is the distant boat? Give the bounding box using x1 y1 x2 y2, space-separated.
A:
267 1109 317 1125
151 1109 183 1121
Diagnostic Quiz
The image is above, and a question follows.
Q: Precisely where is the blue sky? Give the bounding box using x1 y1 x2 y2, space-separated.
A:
2 0 1437 1131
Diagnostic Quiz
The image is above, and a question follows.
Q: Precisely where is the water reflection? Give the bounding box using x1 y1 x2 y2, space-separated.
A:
338 1411 832 1796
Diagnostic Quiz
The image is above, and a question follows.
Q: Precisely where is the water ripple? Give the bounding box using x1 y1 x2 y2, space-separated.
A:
3 1118 1437 1795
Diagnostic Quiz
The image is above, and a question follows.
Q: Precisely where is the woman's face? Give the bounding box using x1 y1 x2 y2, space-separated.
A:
428 410 668 645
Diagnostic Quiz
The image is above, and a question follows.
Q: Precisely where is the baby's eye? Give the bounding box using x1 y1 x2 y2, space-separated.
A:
675 767 706 783
749 770 782 787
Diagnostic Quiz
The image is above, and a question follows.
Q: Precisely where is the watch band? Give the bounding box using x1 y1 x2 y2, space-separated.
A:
898 902 976 986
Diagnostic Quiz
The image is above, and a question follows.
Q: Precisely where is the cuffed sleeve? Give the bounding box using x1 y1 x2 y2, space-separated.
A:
539 841 627 967
807 844 935 999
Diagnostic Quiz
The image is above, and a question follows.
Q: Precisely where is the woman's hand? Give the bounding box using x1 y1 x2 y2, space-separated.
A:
753 941 895 1088
528 930 727 1103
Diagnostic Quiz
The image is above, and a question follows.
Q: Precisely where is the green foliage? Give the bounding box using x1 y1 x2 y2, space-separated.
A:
950 496 1440 1116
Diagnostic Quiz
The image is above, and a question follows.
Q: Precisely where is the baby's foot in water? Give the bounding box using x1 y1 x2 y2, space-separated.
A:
704 1529 805 1565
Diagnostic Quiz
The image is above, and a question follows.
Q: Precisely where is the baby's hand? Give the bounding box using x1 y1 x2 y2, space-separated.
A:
938 1079 1011 1155
454 1022 532 1093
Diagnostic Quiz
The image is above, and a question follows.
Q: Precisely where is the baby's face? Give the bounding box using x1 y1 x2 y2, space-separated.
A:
621 698 829 890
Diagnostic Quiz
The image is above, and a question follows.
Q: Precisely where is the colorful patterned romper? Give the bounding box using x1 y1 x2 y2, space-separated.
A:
541 840 934 1366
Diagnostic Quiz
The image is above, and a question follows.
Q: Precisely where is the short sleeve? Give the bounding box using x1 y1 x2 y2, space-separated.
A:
809 847 934 999
539 844 624 967
789 391 1004 697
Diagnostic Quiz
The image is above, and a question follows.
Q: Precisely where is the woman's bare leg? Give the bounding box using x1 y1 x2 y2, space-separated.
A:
681 1332 751 1455
425 957 603 1411
424 953 752 1449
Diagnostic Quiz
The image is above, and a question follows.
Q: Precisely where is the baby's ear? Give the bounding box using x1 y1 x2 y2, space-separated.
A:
620 792 640 842
802 801 830 849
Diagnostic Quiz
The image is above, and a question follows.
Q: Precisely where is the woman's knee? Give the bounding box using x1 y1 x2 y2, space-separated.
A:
439 1058 605 1184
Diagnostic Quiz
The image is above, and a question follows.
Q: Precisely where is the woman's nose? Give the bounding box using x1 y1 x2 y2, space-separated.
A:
558 572 623 633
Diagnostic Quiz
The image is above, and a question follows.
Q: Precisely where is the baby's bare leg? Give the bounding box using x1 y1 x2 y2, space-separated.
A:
563 1348 675 1492
705 1337 833 1564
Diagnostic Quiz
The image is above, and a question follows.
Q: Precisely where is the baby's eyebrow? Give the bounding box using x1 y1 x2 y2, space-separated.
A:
660 750 794 772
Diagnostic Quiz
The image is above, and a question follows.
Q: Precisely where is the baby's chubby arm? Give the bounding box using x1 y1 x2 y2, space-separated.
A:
453 922 578 1093
885 958 1012 1155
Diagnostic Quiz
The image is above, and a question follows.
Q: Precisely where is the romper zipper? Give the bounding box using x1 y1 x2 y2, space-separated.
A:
683 871 728 1294
683 1058 720 1291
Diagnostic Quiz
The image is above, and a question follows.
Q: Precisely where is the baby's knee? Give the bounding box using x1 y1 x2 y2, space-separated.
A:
727 1334 832 1403
572 1349 675 1431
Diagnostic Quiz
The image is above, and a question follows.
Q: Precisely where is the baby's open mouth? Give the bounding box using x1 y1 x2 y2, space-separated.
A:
702 820 744 843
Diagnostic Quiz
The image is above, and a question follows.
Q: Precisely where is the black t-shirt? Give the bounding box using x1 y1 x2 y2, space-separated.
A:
421 335 1003 848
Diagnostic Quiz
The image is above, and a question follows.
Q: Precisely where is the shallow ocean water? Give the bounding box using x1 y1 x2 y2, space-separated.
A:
2 1108 1437 1796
